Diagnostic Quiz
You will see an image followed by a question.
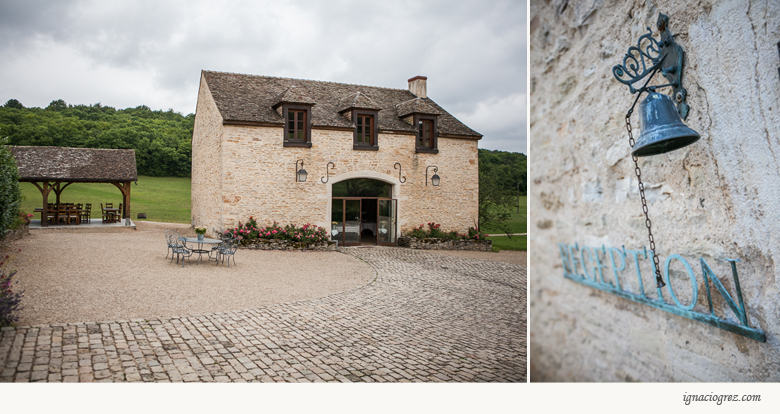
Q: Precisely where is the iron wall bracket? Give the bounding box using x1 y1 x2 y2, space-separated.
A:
613 13 690 119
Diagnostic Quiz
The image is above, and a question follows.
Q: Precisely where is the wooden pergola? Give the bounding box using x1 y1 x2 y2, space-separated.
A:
10 146 138 227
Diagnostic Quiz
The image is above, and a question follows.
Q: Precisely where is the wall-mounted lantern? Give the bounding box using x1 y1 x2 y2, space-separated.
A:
321 162 335 183
612 13 701 288
426 165 440 187
295 159 308 182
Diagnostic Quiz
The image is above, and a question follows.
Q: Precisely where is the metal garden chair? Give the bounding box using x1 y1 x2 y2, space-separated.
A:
216 233 239 267
168 232 192 266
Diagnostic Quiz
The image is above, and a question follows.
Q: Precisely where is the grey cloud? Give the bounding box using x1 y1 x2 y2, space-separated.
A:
0 0 526 153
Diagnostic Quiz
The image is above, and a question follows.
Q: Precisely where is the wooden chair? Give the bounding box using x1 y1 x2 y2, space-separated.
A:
67 205 80 224
81 204 91 224
114 203 122 223
46 208 56 225
101 203 110 223
57 204 69 225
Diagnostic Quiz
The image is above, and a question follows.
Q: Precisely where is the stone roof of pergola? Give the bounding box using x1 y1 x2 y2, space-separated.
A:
9 146 138 182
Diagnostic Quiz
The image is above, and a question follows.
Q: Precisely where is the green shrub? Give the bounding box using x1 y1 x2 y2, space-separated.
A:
408 222 484 241
0 140 22 236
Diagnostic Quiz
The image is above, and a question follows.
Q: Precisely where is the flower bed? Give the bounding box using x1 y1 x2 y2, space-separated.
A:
399 222 492 251
226 217 334 251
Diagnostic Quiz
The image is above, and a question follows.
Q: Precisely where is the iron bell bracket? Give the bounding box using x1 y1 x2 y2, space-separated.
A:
612 13 690 119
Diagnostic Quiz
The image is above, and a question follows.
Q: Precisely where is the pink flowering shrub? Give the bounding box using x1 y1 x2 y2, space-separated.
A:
225 217 329 244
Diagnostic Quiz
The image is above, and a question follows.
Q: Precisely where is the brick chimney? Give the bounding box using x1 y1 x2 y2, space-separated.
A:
408 76 427 98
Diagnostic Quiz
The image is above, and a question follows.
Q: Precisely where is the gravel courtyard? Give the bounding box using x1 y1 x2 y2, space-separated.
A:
0 223 526 382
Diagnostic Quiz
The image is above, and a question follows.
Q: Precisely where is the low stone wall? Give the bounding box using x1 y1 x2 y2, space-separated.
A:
1 224 29 245
240 238 338 251
397 236 492 251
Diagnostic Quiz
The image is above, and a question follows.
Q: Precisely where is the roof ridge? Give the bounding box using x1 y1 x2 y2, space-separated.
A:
202 70 410 93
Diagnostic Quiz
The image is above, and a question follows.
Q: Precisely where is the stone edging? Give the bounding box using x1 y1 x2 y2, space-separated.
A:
239 238 337 251
397 236 492 251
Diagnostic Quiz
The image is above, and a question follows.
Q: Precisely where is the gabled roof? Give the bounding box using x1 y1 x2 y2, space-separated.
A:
9 146 138 182
202 71 481 137
336 91 383 112
272 86 317 107
396 97 443 117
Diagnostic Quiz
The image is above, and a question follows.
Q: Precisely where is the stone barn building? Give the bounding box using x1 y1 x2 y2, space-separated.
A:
530 1 780 381
191 71 482 245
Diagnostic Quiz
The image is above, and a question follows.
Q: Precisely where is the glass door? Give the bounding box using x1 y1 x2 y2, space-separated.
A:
344 199 361 246
331 198 344 245
377 199 396 245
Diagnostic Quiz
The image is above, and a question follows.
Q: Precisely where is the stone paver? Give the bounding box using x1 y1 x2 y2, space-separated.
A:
0 247 525 382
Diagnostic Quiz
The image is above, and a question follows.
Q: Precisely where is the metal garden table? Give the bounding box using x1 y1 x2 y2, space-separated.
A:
181 237 222 265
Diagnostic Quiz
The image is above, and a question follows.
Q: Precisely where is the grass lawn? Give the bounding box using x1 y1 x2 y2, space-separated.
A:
482 196 527 252
489 235 527 251
19 175 192 223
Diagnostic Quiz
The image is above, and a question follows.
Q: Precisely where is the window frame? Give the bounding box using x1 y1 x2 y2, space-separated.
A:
414 114 439 154
282 104 313 148
352 109 379 151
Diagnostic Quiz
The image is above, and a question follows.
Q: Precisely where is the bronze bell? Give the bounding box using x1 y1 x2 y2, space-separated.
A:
633 92 700 157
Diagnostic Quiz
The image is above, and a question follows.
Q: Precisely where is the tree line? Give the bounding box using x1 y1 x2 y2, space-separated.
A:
478 148 527 233
0 99 193 177
1 99 528 233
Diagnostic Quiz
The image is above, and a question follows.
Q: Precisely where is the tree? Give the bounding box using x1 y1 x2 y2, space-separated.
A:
478 170 515 236
3 99 23 109
46 99 68 111
0 138 22 236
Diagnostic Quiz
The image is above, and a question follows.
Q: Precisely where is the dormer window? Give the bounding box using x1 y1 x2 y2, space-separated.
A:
287 109 307 141
396 97 441 154
414 114 438 154
272 86 316 148
281 105 312 147
353 110 378 150
337 92 381 151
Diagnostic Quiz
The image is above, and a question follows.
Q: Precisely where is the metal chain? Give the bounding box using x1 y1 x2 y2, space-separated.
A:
626 111 666 288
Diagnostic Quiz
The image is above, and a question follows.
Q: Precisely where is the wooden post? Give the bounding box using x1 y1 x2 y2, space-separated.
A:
31 181 53 227
111 182 131 220
124 181 131 219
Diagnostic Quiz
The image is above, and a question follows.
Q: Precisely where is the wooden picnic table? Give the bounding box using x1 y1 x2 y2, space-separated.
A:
34 206 85 225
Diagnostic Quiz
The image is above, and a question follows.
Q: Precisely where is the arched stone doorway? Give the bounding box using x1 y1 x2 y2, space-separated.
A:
330 177 397 246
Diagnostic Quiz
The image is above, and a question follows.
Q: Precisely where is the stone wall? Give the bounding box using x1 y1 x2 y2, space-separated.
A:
191 73 224 236
530 1 780 381
192 97 480 238
240 239 337 251
397 236 492 251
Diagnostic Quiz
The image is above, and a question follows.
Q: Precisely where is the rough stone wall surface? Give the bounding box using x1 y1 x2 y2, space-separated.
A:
530 0 780 381
192 116 479 237
397 237 492 251
191 74 224 236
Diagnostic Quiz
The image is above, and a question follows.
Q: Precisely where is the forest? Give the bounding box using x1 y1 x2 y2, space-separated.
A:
0 99 193 177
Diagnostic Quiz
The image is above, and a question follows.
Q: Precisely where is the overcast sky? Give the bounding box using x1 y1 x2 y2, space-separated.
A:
0 0 526 153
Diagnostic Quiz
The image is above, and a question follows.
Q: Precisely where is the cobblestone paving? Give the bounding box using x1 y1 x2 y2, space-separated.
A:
0 247 525 382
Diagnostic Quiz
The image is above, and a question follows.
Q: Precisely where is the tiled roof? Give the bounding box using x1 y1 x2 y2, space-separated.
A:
396 97 443 117
336 92 383 112
10 146 138 182
202 71 481 137
273 86 317 107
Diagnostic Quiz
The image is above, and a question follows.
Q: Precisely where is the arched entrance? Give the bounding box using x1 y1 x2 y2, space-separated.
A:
330 178 397 246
